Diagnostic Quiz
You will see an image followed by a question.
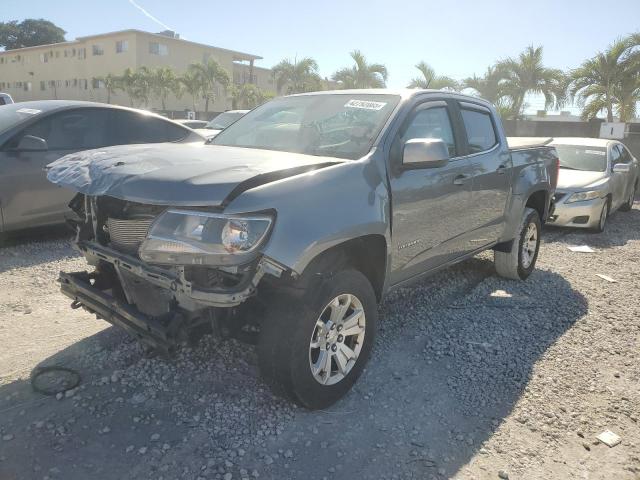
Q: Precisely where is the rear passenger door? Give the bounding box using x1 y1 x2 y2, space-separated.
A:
457 101 511 244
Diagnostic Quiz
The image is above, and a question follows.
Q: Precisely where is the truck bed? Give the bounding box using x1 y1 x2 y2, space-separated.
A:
507 137 553 150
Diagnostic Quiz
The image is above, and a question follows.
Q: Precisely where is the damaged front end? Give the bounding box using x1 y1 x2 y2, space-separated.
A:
59 194 286 353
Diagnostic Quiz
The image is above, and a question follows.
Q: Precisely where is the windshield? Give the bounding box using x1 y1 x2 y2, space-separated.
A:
206 111 247 130
0 103 44 134
554 145 607 172
211 94 401 160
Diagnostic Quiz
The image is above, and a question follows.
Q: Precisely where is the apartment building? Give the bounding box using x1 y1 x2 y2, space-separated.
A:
0 29 274 115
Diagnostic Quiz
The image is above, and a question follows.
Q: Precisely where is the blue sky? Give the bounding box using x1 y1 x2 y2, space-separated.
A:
5 0 640 113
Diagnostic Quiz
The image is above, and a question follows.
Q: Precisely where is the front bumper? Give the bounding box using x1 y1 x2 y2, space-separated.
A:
546 195 606 229
58 241 281 351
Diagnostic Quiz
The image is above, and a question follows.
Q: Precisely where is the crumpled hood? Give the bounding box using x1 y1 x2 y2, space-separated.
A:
46 143 342 206
557 169 608 190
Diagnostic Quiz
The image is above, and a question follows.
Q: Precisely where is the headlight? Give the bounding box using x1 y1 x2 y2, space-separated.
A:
566 190 602 203
139 209 273 265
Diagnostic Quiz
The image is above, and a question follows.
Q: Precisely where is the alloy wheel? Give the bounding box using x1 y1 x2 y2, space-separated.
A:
309 294 366 386
520 222 538 269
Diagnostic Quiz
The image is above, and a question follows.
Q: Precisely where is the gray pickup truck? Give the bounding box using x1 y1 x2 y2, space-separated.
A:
48 89 558 409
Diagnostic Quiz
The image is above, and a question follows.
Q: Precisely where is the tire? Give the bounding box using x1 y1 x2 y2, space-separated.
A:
258 269 377 409
619 184 636 212
591 200 609 233
494 207 541 280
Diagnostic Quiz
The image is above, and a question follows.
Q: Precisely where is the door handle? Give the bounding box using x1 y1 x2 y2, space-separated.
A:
497 164 507 174
453 174 468 185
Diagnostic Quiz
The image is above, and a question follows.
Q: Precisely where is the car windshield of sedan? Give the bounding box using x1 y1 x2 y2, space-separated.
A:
211 94 401 159
554 145 607 172
206 111 246 130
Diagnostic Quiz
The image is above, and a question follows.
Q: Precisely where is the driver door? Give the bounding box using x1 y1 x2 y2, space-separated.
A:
388 100 474 285
0 108 108 231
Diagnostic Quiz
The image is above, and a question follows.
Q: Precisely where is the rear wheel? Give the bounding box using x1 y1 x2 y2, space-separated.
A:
494 207 541 280
258 269 377 409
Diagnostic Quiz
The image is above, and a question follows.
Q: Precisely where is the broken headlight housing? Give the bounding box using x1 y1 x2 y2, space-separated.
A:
139 209 273 266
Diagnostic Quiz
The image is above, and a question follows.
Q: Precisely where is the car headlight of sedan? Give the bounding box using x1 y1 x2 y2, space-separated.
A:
565 190 603 203
139 209 273 266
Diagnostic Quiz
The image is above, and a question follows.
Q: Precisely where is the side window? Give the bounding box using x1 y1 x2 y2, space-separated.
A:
109 111 188 145
610 145 622 165
15 109 110 150
401 107 456 157
460 108 497 154
618 144 632 163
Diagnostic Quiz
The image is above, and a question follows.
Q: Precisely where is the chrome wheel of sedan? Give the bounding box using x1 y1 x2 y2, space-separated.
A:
309 294 366 386
520 222 538 269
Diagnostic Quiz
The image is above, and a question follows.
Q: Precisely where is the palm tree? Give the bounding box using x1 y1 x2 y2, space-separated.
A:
615 71 640 122
272 57 321 94
148 67 180 111
133 66 153 108
179 70 202 113
497 46 566 119
332 50 388 88
569 36 640 121
117 68 138 107
463 66 514 117
188 59 230 114
408 61 458 91
92 73 120 103
230 83 274 109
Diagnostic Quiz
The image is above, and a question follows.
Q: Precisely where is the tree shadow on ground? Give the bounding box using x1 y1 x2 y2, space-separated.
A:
0 257 587 480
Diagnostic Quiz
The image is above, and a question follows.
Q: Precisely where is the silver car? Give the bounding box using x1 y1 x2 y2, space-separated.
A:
548 138 639 232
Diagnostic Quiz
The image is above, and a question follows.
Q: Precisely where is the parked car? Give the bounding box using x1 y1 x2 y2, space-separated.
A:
48 90 558 409
194 109 249 138
0 101 204 235
175 119 209 129
547 138 639 232
0 93 14 105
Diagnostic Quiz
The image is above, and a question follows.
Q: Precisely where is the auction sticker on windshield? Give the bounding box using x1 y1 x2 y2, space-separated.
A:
344 99 387 110
16 108 41 115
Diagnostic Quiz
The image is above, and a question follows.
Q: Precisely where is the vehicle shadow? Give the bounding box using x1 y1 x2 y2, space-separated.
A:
0 225 76 274
0 257 587 480
543 206 640 249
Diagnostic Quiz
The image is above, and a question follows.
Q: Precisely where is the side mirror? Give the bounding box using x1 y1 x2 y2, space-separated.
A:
16 135 48 152
402 138 449 169
612 163 630 173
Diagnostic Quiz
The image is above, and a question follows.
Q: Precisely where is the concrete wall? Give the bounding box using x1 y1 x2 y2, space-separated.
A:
503 119 640 159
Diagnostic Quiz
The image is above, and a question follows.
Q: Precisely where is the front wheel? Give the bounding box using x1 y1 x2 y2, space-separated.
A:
258 269 377 409
494 207 541 280
591 200 608 233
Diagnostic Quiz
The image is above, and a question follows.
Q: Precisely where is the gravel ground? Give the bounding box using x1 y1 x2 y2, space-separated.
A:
1 206 639 480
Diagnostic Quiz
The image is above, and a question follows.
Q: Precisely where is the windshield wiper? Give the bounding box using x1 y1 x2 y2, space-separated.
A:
559 166 581 170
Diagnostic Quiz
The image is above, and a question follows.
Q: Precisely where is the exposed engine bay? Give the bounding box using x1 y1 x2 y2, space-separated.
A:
59 194 287 353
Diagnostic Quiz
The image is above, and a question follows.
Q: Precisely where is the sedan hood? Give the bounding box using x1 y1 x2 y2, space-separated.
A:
47 143 342 206
557 169 608 190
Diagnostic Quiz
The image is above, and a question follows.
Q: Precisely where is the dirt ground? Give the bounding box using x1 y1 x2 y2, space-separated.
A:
1 207 639 480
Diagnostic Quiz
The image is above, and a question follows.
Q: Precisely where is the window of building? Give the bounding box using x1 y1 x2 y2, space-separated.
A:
55 51 60 58
78 48 86 59
40 81 46 91
0 57 5 64
116 40 129 53
24 82 32 92
149 42 168 55
92 78 105 89
92 44 104 56
460 108 498 154
40 53 48 63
